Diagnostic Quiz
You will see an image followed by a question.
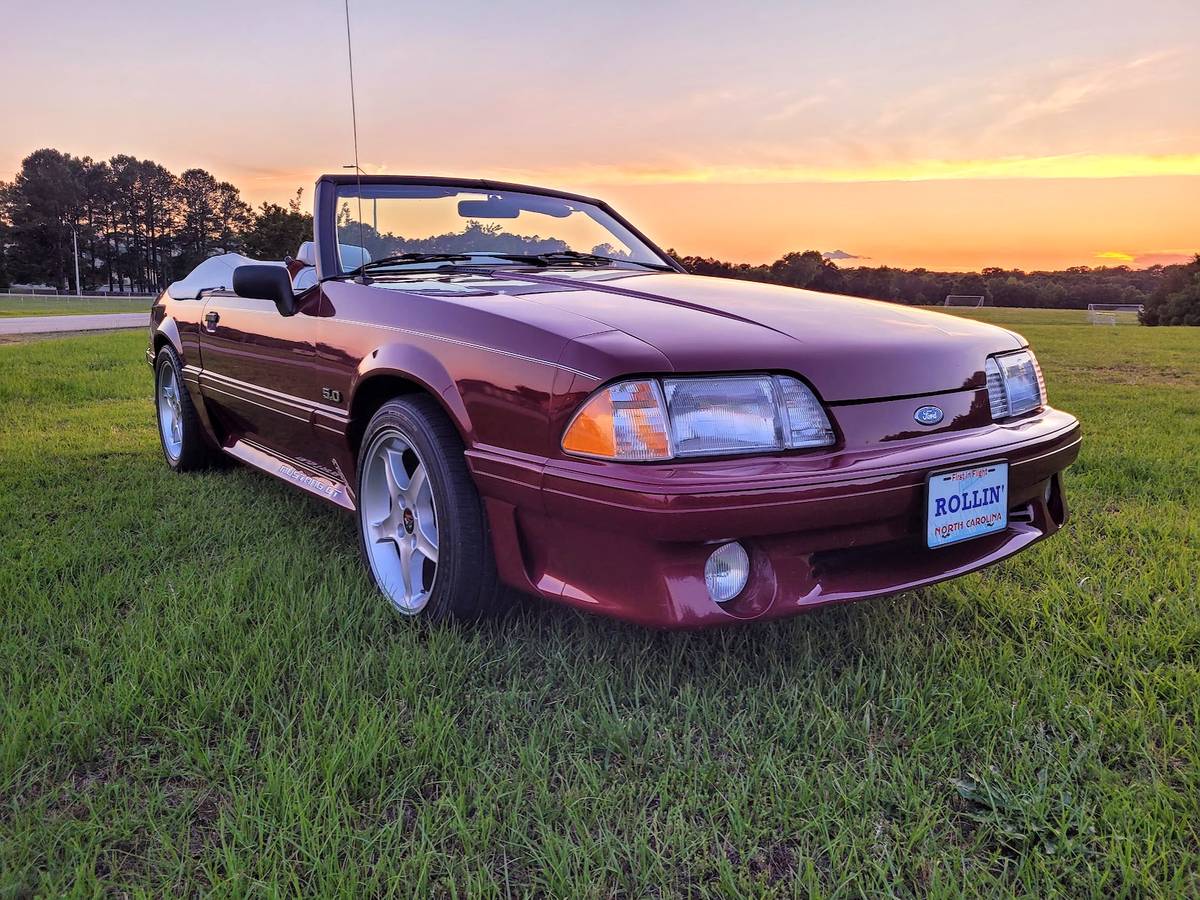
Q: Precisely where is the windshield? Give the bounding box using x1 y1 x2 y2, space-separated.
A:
332 184 667 273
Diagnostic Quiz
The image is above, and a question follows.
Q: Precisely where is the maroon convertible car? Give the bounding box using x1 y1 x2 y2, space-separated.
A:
149 175 1080 628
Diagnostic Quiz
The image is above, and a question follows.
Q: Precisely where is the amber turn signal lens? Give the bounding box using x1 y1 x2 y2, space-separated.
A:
562 389 616 457
562 380 672 461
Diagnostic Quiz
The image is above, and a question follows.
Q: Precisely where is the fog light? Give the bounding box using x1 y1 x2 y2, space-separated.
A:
705 542 749 603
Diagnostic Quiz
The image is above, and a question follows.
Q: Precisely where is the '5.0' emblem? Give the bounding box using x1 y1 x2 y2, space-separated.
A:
322 387 342 403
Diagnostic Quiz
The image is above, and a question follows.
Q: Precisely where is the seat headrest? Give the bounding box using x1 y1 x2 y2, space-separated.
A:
295 241 317 266
338 243 372 270
292 241 372 271
292 267 319 291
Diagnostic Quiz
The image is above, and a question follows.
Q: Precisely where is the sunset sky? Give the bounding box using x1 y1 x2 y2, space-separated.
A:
2 0 1197 270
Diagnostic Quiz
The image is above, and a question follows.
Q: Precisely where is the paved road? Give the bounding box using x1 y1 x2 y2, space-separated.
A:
0 313 148 335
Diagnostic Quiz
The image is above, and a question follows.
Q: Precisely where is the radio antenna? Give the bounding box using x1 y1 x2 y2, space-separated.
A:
343 0 366 276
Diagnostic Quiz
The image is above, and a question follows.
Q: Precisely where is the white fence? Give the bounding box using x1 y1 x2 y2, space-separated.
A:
0 291 155 301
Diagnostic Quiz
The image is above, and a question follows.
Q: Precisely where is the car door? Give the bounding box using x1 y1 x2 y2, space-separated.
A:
196 289 324 459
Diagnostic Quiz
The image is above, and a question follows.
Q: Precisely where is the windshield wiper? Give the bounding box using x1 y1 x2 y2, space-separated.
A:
485 250 674 271
325 252 473 281
326 249 674 281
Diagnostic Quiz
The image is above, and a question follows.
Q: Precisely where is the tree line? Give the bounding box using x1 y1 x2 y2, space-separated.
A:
670 249 1199 325
0 149 311 293
672 248 1190 313
2 147 1195 323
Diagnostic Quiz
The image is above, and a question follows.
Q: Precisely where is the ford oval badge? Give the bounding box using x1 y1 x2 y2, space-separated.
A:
914 405 944 426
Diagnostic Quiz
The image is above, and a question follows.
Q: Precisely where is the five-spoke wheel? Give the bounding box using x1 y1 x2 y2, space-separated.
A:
355 396 510 621
360 432 441 614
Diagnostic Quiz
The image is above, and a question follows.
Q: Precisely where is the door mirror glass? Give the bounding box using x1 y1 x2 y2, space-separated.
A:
232 265 296 316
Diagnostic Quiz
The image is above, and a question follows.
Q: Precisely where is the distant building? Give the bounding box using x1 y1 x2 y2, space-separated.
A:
94 278 135 294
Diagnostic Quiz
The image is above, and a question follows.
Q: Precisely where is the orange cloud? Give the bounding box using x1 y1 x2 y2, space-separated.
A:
1132 251 1197 267
1095 250 1196 267
520 153 1200 187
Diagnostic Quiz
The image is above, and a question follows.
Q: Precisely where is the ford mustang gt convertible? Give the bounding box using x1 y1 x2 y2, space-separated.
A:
148 175 1080 628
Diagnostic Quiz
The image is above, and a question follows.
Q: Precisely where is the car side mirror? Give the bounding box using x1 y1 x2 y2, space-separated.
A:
232 265 296 316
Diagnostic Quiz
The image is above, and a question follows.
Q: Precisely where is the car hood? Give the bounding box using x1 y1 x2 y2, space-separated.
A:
384 268 1024 402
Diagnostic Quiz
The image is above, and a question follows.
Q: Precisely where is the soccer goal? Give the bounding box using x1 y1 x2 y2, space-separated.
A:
1087 303 1143 325
944 295 985 308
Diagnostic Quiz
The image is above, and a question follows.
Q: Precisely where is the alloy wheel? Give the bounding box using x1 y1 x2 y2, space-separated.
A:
158 363 184 462
360 430 440 613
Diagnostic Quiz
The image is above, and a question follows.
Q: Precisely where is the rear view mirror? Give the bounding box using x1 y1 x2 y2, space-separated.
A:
232 265 296 317
457 195 575 219
458 197 521 219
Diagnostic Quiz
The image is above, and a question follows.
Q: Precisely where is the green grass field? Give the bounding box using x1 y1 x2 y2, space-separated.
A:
918 307 1097 326
0 296 152 317
1 311 1197 896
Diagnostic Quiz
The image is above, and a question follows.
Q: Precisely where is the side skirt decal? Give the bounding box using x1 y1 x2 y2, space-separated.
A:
223 438 355 512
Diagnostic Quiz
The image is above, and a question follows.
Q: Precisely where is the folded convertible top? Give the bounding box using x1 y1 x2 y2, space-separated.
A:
166 254 283 300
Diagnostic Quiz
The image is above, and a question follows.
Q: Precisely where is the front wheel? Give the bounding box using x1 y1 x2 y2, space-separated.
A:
356 396 510 621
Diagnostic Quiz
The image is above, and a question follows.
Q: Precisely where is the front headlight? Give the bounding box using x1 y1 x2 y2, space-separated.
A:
562 374 834 461
985 349 1046 419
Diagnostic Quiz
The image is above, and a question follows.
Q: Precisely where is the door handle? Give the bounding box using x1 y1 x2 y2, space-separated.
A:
204 311 220 331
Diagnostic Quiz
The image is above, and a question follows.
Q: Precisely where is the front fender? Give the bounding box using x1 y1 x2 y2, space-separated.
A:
352 341 474 442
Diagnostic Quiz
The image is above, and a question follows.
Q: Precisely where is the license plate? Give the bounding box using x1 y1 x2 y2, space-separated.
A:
926 462 1009 548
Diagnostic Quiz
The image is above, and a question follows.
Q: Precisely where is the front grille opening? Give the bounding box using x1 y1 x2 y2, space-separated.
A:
1047 473 1066 526
1009 501 1036 524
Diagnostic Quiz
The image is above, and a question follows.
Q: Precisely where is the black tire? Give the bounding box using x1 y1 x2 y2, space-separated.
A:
355 395 511 621
154 344 216 472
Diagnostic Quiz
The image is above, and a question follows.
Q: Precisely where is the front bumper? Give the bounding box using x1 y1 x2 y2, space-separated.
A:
470 407 1081 628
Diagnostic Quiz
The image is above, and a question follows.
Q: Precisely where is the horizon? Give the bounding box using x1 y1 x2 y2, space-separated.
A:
2 0 1197 271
